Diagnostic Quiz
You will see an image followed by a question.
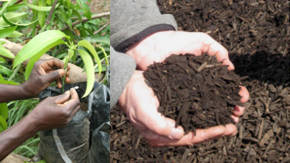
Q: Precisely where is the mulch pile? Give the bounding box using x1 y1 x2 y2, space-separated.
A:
144 54 242 132
111 0 290 162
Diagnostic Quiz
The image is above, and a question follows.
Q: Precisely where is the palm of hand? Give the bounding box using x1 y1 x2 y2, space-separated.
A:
119 71 185 143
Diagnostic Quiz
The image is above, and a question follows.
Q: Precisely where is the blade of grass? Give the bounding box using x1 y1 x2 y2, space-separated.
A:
0 103 8 120
0 44 15 59
0 115 7 132
0 26 16 38
26 3 52 12
2 13 38 27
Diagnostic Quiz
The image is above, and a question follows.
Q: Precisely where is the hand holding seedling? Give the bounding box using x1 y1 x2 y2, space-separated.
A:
27 88 80 130
0 59 70 103
22 59 70 97
0 88 80 160
127 31 235 71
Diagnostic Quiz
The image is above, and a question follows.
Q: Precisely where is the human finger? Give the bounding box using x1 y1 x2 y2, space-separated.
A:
199 33 234 70
43 59 64 71
63 88 80 111
140 118 184 143
41 69 65 84
65 66 70 83
222 59 235 70
232 106 246 117
231 115 240 123
54 90 71 104
223 124 238 136
153 125 228 146
140 112 184 140
239 86 249 103
57 78 62 88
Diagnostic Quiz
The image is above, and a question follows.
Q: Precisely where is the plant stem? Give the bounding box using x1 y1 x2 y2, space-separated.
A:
8 65 20 81
93 22 109 35
46 0 58 25
61 12 110 31
62 47 74 92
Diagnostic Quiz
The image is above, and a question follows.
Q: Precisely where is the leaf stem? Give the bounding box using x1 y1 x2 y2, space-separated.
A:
61 12 110 31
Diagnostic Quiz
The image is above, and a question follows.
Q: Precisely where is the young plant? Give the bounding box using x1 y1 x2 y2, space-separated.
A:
13 30 101 98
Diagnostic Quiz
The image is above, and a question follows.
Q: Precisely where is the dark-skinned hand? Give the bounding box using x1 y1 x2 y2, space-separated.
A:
21 59 70 97
27 88 80 130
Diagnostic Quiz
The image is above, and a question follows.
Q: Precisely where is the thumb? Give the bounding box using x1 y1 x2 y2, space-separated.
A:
54 90 71 104
143 112 184 140
41 69 65 83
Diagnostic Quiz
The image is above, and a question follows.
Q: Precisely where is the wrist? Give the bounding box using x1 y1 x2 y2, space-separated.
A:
20 82 36 98
118 85 128 112
24 113 41 133
116 24 176 53
126 31 175 67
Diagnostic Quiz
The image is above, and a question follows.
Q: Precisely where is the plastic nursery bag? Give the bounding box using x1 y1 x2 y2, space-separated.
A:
38 82 110 163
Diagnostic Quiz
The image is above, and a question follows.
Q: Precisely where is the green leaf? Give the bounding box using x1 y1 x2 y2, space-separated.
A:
85 36 110 45
76 0 91 19
0 64 12 76
0 12 27 26
0 74 19 85
78 49 95 98
78 40 102 76
13 30 67 68
0 44 15 59
0 56 7 64
0 78 18 85
64 47 74 69
6 3 26 12
2 13 38 27
38 0 47 27
26 3 52 12
0 103 8 120
0 0 18 16
24 39 64 80
0 26 16 38
96 45 109 65
6 30 23 38
0 115 7 132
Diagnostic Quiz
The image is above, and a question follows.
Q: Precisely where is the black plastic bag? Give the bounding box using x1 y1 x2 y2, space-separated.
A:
38 82 110 163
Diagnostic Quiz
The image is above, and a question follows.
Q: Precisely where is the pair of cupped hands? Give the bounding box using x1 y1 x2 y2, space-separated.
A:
119 31 250 146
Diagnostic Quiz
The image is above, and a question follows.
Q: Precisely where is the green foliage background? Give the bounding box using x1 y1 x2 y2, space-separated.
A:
0 0 110 159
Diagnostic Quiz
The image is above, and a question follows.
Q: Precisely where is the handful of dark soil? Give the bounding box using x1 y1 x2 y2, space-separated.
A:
144 54 243 133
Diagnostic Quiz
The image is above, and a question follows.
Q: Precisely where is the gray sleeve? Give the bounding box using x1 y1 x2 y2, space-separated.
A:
110 47 136 108
111 0 177 52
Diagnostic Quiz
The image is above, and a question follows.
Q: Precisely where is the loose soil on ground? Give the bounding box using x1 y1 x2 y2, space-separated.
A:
111 0 289 162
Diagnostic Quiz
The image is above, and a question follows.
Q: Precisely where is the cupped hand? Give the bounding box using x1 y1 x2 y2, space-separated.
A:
21 59 70 97
119 71 185 141
151 86 249 146
27 88 80 130
127 31 234 71
119 71 249 146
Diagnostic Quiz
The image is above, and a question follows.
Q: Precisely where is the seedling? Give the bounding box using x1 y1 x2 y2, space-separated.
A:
13 30 103 97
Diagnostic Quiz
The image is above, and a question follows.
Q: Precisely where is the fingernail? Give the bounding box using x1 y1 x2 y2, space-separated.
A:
170 128 183 139
234 106 240 112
